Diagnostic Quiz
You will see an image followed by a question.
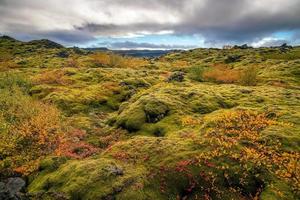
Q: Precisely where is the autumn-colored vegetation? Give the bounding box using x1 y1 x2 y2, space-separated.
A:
56 129 98 159
203 64 241 83
90 52 148 68
1 36 299 199
0 81 64 175
32 69 73 85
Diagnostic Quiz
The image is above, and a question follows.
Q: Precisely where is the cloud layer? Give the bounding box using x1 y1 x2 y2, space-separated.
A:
1 0 300 48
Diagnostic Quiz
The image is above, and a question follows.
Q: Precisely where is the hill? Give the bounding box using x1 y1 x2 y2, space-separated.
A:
0 36 299 200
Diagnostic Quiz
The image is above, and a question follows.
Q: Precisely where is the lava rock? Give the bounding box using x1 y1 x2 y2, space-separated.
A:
0 177 27 200
6 178 26 195
167 71 185 82
225 55 242 63
56 50 69 58
105 165 124 176
240 89 253 94
279 43 293 52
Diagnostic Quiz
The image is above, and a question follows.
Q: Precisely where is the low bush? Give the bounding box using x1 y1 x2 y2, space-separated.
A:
188 66 206 82
240 65 259 86
32 69 72 85
0 77 64 174
203 64 240 84
64 57 79 68
109 53 124 67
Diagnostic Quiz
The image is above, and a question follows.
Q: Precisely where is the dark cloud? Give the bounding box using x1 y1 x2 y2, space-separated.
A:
7 30 95 45
1 0 300 47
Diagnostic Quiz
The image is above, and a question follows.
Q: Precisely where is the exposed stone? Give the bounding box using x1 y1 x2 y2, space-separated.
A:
105 165 124 176
167 71 185 82
0 177 27 200
225 55 242 63
240 89 253 94
56 50 69 58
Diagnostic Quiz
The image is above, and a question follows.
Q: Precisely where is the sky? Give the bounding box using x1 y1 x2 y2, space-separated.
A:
0 0 300 49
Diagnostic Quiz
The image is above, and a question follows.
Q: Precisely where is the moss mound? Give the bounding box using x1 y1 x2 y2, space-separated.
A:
115 96 170 131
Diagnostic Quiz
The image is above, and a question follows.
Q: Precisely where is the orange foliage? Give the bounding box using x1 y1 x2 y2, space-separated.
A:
122 57 148 69
56 129 98 159
90 52 119 67
64 57 79 68
2 103 63 174
101 81 120 93
203 64 240 83
181 116 202 127
202 110 300 192
171 60 189 68
32 69 72 85
97 128 127 149
0 60 19 71
90 52 148 68
153 110 299 198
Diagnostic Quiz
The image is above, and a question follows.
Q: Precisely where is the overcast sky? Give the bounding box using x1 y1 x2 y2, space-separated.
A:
1 0 300 49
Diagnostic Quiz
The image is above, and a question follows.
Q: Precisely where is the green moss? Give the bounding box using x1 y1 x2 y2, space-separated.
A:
29 85 55 99
121 78 151 88
260 180 297 200
143 98 169 123
187 65 207 82
191 100 219 114
39 156 68 172
115 95 170 131
29 157 149 200
2 38 300 199
116 101 146 131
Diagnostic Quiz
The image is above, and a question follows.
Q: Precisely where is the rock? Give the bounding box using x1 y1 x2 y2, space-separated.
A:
29 192 68 200
240 89 253 94
255 97 265 103
56 50 69 58
6 177 26 195
240 44 249 49
167 71 185 82
0 177 26 200
233 44 251 49
225 55 241 63
279 43 293 52
266 112 277 119
0 182 9 200
102 195 116 200
106 165 124 176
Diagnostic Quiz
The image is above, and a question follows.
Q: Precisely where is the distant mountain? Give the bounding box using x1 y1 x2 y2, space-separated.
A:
84 48 177 58
0 35 64 50
0 35 17 41
85 47 110 51
113 49 176 58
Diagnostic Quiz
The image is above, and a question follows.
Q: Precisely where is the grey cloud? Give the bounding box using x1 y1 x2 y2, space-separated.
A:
1 0 300 46
252 38 289 47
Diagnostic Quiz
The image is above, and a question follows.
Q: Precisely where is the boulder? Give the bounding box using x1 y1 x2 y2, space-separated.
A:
56 50 69 58
0 177 27 200
225 55 241 63
105 165 124 176
167 71 185 82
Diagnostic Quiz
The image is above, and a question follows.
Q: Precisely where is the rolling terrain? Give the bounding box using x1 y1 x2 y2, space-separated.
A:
0 35 300 200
